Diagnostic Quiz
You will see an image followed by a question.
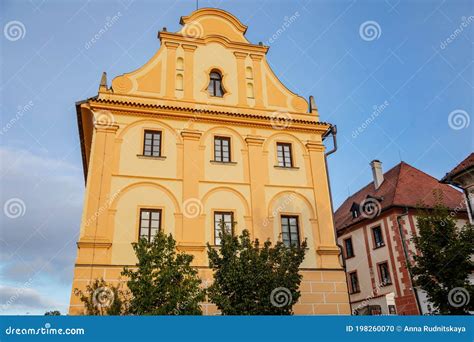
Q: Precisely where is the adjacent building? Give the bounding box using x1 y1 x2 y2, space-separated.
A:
335 160 468 315
69 8 350 315
441 153 474 224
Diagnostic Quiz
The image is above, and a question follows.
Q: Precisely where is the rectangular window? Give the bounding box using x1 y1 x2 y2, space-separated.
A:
281 215 300 247
378 262 392 285
276 143 293 168
372 226 384 248
214 212 233 245
143 130 162 157
214 136 231 162
344 237 355 258
139 209 161 242
349 271 360 294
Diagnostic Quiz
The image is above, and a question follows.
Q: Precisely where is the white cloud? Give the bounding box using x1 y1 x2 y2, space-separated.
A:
0 146 85 314
0 285 62 314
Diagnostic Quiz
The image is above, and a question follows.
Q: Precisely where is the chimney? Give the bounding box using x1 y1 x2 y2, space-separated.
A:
370 160 384 189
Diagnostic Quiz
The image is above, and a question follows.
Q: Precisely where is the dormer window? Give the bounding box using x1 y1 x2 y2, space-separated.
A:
207 70 224 97
350 203 360 219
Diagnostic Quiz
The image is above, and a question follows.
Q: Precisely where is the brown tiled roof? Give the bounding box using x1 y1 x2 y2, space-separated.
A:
334 162 466 231
440 153 474 183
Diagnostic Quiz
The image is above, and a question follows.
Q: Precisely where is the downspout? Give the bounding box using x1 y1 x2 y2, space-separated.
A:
323 125 341 266
396 208 423 315
323 125 352 311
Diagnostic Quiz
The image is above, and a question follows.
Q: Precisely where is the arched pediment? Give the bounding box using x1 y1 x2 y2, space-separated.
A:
179 8 248 43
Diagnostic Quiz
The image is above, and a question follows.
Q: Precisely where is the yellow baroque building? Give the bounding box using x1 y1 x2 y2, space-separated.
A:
70 8 350 315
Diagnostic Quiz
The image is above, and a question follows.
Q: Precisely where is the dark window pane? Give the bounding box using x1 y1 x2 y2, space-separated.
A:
276 143 292 167
143 131 162 157
214 212 233 245
281 215 299 247
139 209 161 242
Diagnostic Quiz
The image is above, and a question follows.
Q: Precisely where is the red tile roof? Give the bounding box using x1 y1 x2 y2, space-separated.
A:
334 161 466 231
441 153 474 183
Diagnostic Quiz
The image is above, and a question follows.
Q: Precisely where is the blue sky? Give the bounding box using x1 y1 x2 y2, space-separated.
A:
0 0 472 314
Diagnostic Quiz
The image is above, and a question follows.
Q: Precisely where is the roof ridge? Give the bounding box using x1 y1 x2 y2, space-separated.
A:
391 162 405 205
335 161 403 213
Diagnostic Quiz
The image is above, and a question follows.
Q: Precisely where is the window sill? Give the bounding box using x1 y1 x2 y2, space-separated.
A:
210 160 237 165
274 165 300 170
137 154 167 160
349 290 361 295
373 244 385 250
345 255 355 260
380 282 392 287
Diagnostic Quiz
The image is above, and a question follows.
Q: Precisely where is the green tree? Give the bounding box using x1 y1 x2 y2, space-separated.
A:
44 310 61 316
122 232 205 315
74 278 126 315
411 204 474 315
207 227 307 315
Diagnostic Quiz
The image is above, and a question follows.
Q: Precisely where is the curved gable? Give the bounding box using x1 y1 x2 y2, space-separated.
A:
106 8 314 117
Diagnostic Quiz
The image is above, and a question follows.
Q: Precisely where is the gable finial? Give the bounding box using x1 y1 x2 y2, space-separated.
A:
309 95 319 119
99 72 108 92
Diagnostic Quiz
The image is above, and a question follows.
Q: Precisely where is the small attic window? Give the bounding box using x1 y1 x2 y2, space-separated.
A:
350 203 360 219
207 70 225 97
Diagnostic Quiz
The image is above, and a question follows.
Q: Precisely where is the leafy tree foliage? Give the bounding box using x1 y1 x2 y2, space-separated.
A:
75 278 126 315
207 227 307 315
44 310 61 316
122 232 205 315
411 204 474 315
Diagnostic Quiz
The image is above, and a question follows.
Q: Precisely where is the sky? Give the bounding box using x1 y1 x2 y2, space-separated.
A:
0 0 472 315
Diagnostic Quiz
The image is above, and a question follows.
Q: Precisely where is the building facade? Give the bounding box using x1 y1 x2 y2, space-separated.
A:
69 8 350 315
335 160 468 315
441 153 474 224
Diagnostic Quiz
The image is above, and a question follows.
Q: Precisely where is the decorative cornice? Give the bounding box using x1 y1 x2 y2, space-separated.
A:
181 130 202 140
306 142 325 152
88 98 331 134
182 44 198 51
245 135 265 146
77 240 112 248
234 51 248 59
316 245 340 255
249 53 264 61
159 32 268 54
94 123 119 133
164 41 180 49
